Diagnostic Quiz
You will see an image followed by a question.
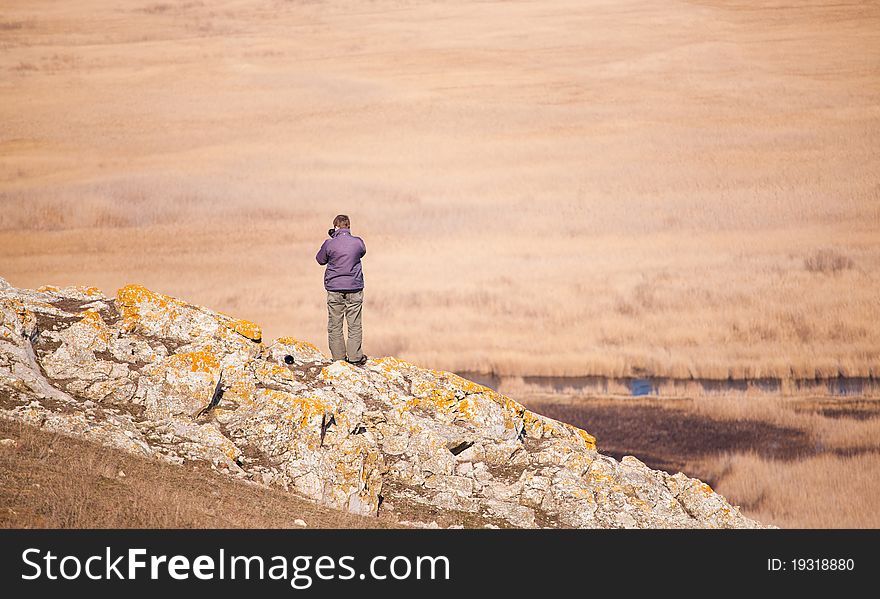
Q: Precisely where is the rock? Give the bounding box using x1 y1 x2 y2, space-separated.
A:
136 351 222 419
0 438 16 448
266 337 325 366
0 281 768 529
293 518 307 527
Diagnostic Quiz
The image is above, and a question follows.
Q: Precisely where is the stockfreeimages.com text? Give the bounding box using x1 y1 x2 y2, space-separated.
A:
21 547 450 589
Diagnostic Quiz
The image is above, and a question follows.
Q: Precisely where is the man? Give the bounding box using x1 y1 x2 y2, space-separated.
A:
315 214 368 365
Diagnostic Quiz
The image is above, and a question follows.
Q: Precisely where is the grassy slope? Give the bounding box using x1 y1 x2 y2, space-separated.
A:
0 418 397 529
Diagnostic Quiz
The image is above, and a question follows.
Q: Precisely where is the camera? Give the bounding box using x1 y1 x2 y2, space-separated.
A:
328 228 335 238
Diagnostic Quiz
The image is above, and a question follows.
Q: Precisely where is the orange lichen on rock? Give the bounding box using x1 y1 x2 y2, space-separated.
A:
116 284 173 308
276 337 320 354
406 384 458 414
435 369 511 408
264 389 333 427
118 283 261 343
375 356 417 372
219 373 258 407
441 369 598 450
11 301 37 334
115 284 177 331
570 425 597 450
455 396 479 420
13 301 34 320
77 286 103 297
36 285 60 293
521 407 596 450
225 318 262 343
439 371 494 396
78 309 111 343
256 362 297 381
168 350 220 374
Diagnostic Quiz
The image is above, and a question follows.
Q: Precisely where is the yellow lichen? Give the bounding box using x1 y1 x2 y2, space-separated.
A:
589 471 616 485
455 396 478 420
276 337 320 354
262 389 332 428
406 385 458 414
375 356 419 373
572 426 597 451
78 309 111 343
225 318 262 343
444 369 599 450
116 284 173 309
168 350 220 374
522 411 545 436
116 284 176 331
343 355 599 450
74 286 103 297
256 362 297 382
11 302 37 335
37 285 59 293
117 284 261 343
13 302 34 321
440 371 494 396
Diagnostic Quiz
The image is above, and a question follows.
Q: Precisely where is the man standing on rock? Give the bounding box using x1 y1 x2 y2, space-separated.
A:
315 214 368 366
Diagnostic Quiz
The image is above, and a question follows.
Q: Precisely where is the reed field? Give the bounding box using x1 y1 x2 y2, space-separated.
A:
521 393 880 528
1 0 879 379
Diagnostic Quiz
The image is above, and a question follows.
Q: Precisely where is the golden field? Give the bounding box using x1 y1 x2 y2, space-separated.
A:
1 0 878 379
522 393 880 528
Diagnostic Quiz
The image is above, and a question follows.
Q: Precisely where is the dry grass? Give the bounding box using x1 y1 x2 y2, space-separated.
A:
520 392 880 528
1 0 878 379
697 451 880 529
0 418 397 529
803 248 855 274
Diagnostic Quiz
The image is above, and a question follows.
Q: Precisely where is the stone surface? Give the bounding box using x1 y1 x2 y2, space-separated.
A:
0 281 768 529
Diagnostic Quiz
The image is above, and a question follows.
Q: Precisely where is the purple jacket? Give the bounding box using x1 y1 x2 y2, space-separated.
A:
315 229 366 291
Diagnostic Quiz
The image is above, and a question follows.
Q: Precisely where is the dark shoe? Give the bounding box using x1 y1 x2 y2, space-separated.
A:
346 355 368 367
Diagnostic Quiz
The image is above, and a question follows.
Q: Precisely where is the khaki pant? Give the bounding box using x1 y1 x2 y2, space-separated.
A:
327 289 364 362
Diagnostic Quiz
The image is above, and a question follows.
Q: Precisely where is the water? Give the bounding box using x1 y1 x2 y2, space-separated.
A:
455 372 879 398
630 378 653 397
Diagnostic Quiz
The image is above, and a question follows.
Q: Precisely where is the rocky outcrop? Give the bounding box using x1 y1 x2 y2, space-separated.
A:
0 277 765 528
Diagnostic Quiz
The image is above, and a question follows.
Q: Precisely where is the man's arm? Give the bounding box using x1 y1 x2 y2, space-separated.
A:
316 240 330 265
360 238 367 258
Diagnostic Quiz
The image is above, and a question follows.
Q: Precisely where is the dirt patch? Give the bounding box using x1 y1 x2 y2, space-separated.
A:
0 388 26 410
149 336 185 354
99 302 122 327
32 334 62 353
379 478 507 529
48 298 94 313
216 421 275 470
31 312 79 334
103 400 145 419
290 362 326 386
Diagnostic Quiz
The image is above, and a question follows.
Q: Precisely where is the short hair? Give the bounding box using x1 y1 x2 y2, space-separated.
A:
333 214 350 228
